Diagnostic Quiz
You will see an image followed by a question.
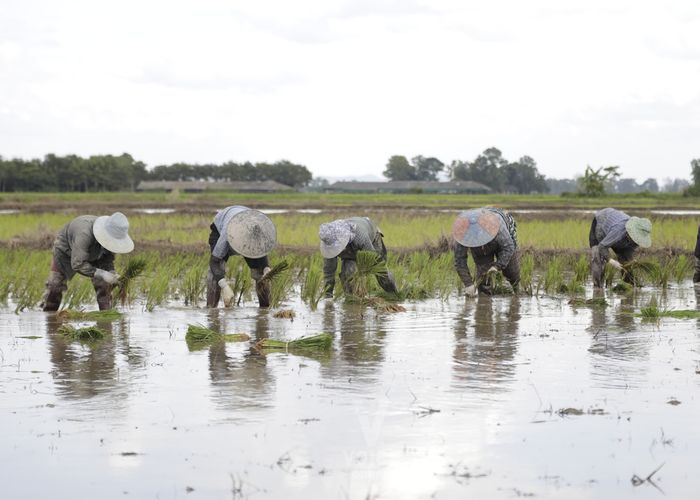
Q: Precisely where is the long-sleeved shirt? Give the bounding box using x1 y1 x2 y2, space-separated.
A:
323 217 381 287
54 216 114 277
592 208 637 261
211 206 249 259
695 225 700 259
454 210 516 286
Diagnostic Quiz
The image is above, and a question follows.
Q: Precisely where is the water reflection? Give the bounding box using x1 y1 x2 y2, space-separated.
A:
452 296 520 394
45 314 142 401
205 309 274 413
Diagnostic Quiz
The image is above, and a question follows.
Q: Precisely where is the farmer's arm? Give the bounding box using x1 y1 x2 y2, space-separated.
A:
454 243 474 286
209 255 227 282
494 226 515 271
70 227 99 277
323 257 338 297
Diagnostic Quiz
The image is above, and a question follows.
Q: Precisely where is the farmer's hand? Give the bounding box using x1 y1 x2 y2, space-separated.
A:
608 259 623 271
95 269 119 285
260 266 272 280
487 266 499 275
218 278 235 307
465 285 478 297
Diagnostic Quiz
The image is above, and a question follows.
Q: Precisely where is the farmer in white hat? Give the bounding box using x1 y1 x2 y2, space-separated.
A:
589 208 652 288
207 206 276 308
452 207 520 297
319 217 398 298
694 225 700 284
41 212 134 311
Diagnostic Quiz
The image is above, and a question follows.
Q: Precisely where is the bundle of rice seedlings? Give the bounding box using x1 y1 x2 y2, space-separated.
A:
260 261 290 282
273 309 296 320
639 305 662 319
611 281 633 294
350 251 389 297
185 324 250 343
57 309 122 321
58 324 107 341
256 333 333 351
113 256 148 305
301 266 324 310
568 297 608 307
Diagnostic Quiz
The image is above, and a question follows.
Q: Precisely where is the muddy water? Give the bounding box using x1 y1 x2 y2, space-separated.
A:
1 287 699 499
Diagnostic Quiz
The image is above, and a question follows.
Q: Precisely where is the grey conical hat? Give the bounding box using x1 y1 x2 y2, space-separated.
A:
452 208 500 247
626 217 652 248
319 220 353 258
93 212 134 254
226 209 276 258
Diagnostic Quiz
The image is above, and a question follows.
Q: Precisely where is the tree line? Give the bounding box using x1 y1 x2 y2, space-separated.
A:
383 148 698 196
0 154 312 192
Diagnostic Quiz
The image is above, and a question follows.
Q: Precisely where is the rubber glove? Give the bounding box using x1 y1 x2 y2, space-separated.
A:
465 284 478 297
95 269 119 285
487 266 499 274
608 259 623 271
260 266 272 280
218 278 235 307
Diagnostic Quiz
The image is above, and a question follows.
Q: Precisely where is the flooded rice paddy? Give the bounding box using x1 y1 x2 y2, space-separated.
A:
1 286 700 499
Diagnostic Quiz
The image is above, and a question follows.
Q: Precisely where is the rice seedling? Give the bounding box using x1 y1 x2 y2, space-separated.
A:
181 264 206 306
185 324 250 344
145 271 171 311
267 262 295 309
255 333 333 351
273 309 295 320
671 255 693 284
57 309 122 321
261 260 290 282
569 297 608 307
358 296 407 313
542 257 564 295
349 251 389 298
573 255 590 284
113 256 148 305
57 324 107 342
612 281 634 294
301 265 324 310
519 254 534 295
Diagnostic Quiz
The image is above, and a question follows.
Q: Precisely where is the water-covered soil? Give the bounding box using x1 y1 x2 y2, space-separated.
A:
1 286 699 499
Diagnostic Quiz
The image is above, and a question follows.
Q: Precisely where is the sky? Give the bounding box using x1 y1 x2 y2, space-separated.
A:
1 0 699 182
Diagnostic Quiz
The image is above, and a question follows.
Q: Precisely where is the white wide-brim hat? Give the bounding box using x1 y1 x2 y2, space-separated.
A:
626 216 652 248
93 212 134 254
319 220 353 258
226 209 277 258
452 209 500 248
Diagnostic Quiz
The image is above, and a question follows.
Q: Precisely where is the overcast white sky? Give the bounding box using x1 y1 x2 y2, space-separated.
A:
1 0 699 181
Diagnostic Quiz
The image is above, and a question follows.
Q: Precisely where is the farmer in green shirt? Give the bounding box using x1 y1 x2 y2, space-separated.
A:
41 212 134 311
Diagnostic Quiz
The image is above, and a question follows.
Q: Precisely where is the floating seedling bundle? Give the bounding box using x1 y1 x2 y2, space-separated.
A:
273 309 296 320
568 297 608 307
57 324 107 341
185 324 251 343
256 333 333 352
57 309 123 321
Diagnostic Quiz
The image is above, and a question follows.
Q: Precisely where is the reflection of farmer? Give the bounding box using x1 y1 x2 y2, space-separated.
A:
452 208 520 297
319 217 398 297
206 206 276 308
41 213 134 311
589 208 652 288
694 225 700 283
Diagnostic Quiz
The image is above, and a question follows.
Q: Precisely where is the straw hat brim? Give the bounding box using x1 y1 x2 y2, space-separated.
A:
226 209 277 258
625 217 652 248
452 209 500 247
93 216 134 254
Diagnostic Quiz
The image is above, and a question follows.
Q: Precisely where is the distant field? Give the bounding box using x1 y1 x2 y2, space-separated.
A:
2 191 700 211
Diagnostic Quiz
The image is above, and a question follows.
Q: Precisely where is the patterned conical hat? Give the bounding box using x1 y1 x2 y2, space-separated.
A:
625 217 652 248
452 209 500 247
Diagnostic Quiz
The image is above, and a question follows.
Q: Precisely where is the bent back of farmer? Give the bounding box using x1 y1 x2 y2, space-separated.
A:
589 207 652 288
42 212 134 311
207 205 276 308
319 216 398 298
452 207 520 297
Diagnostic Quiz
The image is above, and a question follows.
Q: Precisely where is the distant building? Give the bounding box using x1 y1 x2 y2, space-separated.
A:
327 180 492 194
136 180 294 193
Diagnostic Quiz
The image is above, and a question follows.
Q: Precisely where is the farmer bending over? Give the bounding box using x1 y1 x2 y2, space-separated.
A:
319 217 398 298
207 206 276 308
41 212 134 311
452 208 520 297
589 208 652 288
694 225 700 284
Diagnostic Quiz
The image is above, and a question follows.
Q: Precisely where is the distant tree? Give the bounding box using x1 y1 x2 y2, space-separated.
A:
546 178 578 195
660 177 690 193
256 160 312 187
577 166 621 197
502 156 549 193
639 178 659 193
614 178 640 194
685 159 700 196
411 155 444 181
383 155 416 181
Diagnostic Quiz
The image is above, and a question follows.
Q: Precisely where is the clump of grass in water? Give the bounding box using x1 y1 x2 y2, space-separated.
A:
113 256 148 305
57 309 122 321
273 309 295 320
671 255 693 284
542 257 564 295
519 254 534 296
612 281 634 294
301 265 324 311
256 333 333 351
185 324 250 343
569 297 608 307
58 324 107 341
181 265 206 306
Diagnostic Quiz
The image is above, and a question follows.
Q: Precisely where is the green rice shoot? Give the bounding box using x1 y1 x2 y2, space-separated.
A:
185 324 251 343
256 332 333 351
57 309 123 321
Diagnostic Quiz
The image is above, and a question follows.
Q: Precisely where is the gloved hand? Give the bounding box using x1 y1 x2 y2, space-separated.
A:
608 259 623 271
95 268 119 285
260 266 272 280
218 278 235 307
465 284 478 297
487 266 499 274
